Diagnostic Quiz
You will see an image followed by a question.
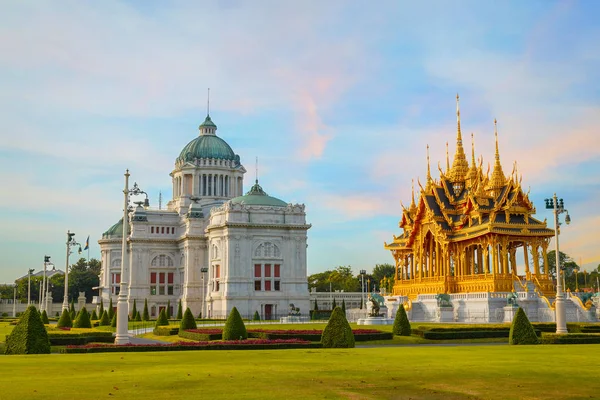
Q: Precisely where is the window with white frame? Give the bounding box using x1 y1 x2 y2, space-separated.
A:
254 263 281 292
149 255 175 296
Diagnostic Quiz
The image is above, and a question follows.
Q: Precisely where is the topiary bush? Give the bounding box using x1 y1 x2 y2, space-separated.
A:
179 307 197 331
177 299 183 320
142 299 150 321
321 306 355 348
332 298 337 309
99 299 104 316
90 309 98 320
74 307 92 329
99 310 110 326
41 309 50 325
135 311 142 322
131 299 137 319
5 305 50 355
155 308 169 327
167 300 171 319
223 307 247 340
110 311 117 328
57 308 73 328
392 304 411 336
108 298 114 320
509 307 539 345
253 311 260 321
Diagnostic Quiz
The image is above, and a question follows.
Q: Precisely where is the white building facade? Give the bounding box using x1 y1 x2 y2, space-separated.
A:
98 115 311 319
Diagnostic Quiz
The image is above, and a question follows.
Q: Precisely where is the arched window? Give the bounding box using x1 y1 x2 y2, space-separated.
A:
111 259 121 268
151 255 174 267
254 242 280 258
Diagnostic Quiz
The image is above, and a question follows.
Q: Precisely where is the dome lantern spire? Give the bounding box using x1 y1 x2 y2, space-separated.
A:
199 88 217 136
486 119 506 196
449 94 469 191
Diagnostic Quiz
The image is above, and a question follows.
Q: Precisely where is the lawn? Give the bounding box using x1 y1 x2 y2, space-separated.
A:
0 345 599 399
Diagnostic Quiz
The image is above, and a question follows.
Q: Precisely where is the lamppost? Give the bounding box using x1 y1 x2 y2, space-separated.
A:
116 170 149 345
360 269 366 310
41 255 51 312
201 267 208 319
27 268 35 306
63 231 81 310
12 284 16 317
545 194 571 334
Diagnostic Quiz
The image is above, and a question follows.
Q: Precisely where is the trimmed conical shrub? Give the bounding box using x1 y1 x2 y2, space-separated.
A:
392 304 411 336
314 299 319 311
91 309 98 320
179 308 197 331
5 306 50 355
509 307 539 345
135 311 141 322
223 307 247 340
99 299 104 316
70 309 76 321
108 298 114 320
142 299 150 321
253 311 260 321
167 300 171 319
197 311 202 319
69 301 75 314
57 308 73 328
341 299 346 313
155 308 169 327
321 306 355 348
131 299 137 319
99 310 110 326
74 307 92 328
332 298 337 309
176 299 183 320
110 311 117 328
360 297 363 310
41 309 49 325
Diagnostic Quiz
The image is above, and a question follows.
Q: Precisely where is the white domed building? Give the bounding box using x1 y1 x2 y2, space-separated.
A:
98 115 311 319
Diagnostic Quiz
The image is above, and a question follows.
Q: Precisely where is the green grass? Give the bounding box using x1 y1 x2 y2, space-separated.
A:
0 321 14 342
1 345 600 399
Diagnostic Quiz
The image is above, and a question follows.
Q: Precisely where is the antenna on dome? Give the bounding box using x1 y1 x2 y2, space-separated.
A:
207 88 210 116
255 156 259 184
158 191 162 210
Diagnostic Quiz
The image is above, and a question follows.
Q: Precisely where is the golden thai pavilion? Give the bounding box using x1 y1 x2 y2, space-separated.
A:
385 97 555 299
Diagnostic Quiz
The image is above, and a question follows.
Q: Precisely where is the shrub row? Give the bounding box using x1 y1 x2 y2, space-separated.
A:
63 339 321 353
418 329 542 340
46 330 114 345
179 330 222 341
153 326 179 336
180 328 391 342
541 333 600 345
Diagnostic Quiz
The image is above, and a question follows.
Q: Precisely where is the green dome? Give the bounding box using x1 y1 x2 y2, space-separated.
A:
102 218 130 239
230 181 288 207
176 115 239 164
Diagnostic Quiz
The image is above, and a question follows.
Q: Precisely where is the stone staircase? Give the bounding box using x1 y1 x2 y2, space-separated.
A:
409 301 426 322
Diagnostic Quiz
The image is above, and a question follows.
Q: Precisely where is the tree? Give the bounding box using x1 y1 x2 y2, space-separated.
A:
90 309 98 320
176 299 183 320
73 307 92 329
110 311 117 328
308 266 360 293
253 311 260 321
155 309 169 327
223 307 247 340
5 306 50 355
142 299 150 321
321 307 355 348
509 307 539 345
99 310 110 326
392 305 411 336
131 299 137 319
341 299 346 313
314 299 318 311
167 300 171 319
332 298 337 309
135 311 142 321
372 263 395 283
40 309 49 325
108 298 114 320
179 308 197 331
57 309 73 328
99 299 104 316
68 258 101 302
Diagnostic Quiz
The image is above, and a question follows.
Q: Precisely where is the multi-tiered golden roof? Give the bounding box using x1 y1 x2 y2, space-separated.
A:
385 96 555 299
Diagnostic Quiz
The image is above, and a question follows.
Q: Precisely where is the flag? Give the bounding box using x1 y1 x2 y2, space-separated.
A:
84 235 90 251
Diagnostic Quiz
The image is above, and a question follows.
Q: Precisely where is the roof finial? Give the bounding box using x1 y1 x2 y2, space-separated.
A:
494 118 499 161
410 179 416 209
426 144 432 187
471 133 476 166
255 156 259 184
456 93 462 142
446 142 450 172
207 88 210 117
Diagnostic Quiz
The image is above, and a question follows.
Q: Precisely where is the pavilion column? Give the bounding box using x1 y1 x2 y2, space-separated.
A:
429 239 434 278
410 254 415 282
436 242 441 277
418 246 423 281
509 247 517 275
523 244 530 277
502 244 509 275
532 245 540 276
492 243 498 276
541 242 549 276
483 247 489 277
477 246 483 275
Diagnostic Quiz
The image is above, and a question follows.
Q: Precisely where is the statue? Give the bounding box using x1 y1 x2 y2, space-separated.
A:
368 293 385 317
506 292 518 307
435 293 452 308
288 303 300 316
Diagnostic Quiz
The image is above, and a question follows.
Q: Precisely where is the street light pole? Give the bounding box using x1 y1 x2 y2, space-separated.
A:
41 255 50 312
63 231 80 311
27 268 34 306
545 194 571 334
13 285 16 317
201 267 208 319
360 269 366 310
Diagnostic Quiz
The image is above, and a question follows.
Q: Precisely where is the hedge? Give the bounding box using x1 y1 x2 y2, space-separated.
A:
46 329 114 345
179 329 222 341
422 330 541 340
153 326 179 336
541 333 600 344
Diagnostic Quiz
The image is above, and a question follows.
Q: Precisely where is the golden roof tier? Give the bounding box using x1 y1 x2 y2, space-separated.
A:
385 99 555 299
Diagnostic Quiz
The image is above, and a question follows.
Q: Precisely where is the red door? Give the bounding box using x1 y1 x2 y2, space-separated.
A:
265 304 273 320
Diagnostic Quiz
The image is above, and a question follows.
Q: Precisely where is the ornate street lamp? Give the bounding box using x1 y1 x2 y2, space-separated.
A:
63 231 81 310
116 170 149 345
27 268 35 306
41 255 52 312
360 270 366 310
201 267 209 319
545 194 571 334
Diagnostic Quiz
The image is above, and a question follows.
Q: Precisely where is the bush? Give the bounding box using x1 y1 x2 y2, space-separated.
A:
392 304 411 336
108 298 114 320
90 309 98 320
131 299 137 319
341 299 346 313
57 309 73 328
135 311 142 321
142 299 150 321
332 298 337 309
509 307 539 345
74 307 92 329
177 300 183 320
253 311 260 321
5 305 51 355
179 329 221 341
110 312 117 328
99 299 104 316
167 300 171 319
153 326 179 336
321 306 355 348
155 308 169 327
41 310 50 325
99 310 110 326
541 333 600 344
70 310 76 321
47 329 114 345
180 307 197 331
223 307 247 340
55 311 59 317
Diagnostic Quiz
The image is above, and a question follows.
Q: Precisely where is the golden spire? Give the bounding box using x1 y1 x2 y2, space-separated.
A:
446 142 450 172
450 95 469 185
426 144 433 188
410 179 416 210
466 133 478 188
486 119 506 196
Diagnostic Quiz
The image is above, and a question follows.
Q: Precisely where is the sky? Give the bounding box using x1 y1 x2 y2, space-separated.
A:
1 0 599 283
